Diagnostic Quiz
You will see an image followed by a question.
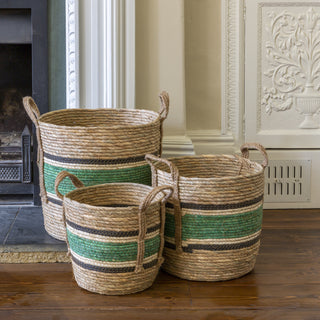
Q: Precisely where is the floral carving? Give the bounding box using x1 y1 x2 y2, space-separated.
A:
263 8 320 114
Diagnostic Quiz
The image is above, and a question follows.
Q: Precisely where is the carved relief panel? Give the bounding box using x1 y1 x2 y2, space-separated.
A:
245 0 320 148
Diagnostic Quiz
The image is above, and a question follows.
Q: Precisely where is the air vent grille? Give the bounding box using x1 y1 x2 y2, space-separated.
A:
264 160 311 203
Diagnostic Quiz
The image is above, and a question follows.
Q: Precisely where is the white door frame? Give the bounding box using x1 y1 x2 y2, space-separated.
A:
221 0 245 148
65 0 135 109
66 0 79 108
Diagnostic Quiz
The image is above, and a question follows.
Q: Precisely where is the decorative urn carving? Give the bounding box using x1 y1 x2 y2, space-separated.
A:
263 8 320 129
295 84 320 129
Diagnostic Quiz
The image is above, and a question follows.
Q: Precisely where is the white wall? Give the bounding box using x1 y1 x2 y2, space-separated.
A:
135 0 187 137
135 0 222 148
185 0 221 131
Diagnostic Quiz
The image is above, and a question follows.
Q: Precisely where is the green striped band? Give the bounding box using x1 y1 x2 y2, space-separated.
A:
44 162 151 196
67 230 160 262
165 206 263 240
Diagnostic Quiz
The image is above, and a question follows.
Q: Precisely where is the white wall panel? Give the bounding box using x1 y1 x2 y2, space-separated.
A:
245 0 320 148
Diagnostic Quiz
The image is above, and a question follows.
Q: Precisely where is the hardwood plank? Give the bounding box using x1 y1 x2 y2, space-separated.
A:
262 210 320 229
0 308 320 320
189 284 320 308
0 265 191 310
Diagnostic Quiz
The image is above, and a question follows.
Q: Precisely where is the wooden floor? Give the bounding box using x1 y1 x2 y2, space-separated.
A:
0 210 319 320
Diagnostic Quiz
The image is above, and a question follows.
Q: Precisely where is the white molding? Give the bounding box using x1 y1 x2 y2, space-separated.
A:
162 130 238 158
66 0 79 108
125 0 135 109
221 0 245 145
162 136 195 158
66 0 135 109
188 130 237 155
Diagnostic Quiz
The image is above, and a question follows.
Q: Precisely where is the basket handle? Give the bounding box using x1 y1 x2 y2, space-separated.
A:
55 171 85 249
158 91 169 156
240 143 268 169
55 171 85 200
158 91 169 122
22 96 48 202
135 185 173 273
145 154 183 254
23 96 41 127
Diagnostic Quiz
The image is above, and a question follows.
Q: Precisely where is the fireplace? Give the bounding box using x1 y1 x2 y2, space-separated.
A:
0 0 48 205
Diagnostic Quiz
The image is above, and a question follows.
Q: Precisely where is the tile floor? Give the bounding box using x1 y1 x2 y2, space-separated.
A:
0 206 67 252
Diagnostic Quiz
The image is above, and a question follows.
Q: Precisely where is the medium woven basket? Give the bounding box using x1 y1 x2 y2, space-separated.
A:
55 171 173 295
22 93 169 241
146 143 268 281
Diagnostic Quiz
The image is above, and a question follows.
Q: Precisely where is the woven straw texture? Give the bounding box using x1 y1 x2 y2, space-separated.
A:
146 143 268 281
22 93 169 241
55 171 173 295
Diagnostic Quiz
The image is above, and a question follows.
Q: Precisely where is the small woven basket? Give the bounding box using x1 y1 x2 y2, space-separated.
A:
146 143 268 281
55 171 173 295
22 93 169 241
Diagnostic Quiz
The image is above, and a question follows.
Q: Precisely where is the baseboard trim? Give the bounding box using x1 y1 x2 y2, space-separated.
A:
162 135 195 157
188 130 236 154
162 131 238 157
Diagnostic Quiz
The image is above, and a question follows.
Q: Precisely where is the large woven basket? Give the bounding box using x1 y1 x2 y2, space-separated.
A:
55 171 173 295
146 143 268 281
23 93 169 241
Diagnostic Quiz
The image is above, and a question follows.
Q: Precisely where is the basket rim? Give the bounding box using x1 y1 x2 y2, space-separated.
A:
38 108 161 130
159 154 265 182
62 182 164 210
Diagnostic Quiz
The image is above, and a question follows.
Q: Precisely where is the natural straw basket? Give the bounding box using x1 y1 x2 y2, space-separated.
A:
55 171 173 295
145 143 268 281
22 93 169 241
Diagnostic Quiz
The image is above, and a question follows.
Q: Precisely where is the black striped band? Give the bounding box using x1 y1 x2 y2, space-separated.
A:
50 194 263 211
165 234 260 252
166 194 264 211
48 196 62 206
71 255 159 273
67 219 161 238
48 196 136 208
44 151 158 165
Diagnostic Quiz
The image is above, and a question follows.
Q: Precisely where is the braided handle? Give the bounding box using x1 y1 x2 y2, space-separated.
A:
22 96 41 127
240 143 268 169
22 96 47 202
135 185 173 273
158 91 169 156
55 171 85 200
145 154 183 254
158 91 169 122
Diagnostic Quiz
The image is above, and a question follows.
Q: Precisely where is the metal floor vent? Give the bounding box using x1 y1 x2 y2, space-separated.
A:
264 160 311 203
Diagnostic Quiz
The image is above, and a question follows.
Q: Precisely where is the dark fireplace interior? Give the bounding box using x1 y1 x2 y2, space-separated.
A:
0 43 32 131
0 2 48 206
0 44 33 191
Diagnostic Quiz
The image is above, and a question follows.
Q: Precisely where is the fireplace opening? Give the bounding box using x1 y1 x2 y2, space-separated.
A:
0 44 33 174
0 1 48 206
0 44 32 132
